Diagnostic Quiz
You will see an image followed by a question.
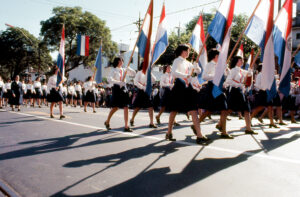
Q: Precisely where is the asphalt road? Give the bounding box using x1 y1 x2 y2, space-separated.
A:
0 105 300 197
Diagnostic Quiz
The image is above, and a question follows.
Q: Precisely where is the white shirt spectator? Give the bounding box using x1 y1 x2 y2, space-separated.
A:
134 71 156 91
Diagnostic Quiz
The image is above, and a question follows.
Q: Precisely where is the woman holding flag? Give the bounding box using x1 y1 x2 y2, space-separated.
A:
104 57 136 132
166 44 210 144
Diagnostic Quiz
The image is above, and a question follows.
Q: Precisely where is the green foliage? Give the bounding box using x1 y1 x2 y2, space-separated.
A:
40 6 118 73
156 12 259 66
0 28 52 80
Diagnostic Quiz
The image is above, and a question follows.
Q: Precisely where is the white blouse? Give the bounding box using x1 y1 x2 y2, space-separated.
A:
47 75 62 93
190 76 201 92
108 67 136 85
254 73 264 91
226 66 252 89
84 81 96 94
33 81 42 90
171 56 201 80
134 71 156 90
68 85 76 95
202 61 216 81
75 84 82 92
160 73 173 88
0 81 3 88
5 83 11 91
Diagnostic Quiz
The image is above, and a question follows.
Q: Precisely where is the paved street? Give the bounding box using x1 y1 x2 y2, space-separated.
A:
0 106 300 197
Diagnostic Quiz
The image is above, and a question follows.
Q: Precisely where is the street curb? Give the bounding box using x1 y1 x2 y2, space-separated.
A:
0 180 20 197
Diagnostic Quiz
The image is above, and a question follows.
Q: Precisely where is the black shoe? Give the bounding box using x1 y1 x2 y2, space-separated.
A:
208 115 212 120
220 133 234 139
130 120 134 126
17 109 20 111
258 118 264 123
196 136 211 145
93 110 96 113
279 122 287 125
239 117 244 120
60 115 65 120
226 117 231 121
269 124 279 128
149 124 158 128
173 122 181 126
84 109 87 112
186 113 190 120
190 125 197 135
165 133 176 141
50 114 54 118
245 130 258 135
215 124 222 132
291 120 297 124
155 116 161 125
11 108 14 111
104 121 111 130
38 106 42 108
124 127 133 132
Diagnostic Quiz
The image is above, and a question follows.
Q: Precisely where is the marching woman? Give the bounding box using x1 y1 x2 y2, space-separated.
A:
129 62 157 128
3 79 12 107
104 57 136 131
251 65 278 128
47 67 65 119
198 49 231 138
0 76 4 108
74 81 83 107
9 75 23 111
33 76 42 108
225 56 257 135
41 80 48 106
83 76 96 113
24 79 34 107
166 44 210 144
66 82 76 107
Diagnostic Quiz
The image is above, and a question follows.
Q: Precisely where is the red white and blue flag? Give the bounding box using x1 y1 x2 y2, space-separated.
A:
244 49 254 70
189 14 208 84
208 0 235 98
151 3 168 66
236 43 244 59
56 25 65 87
245 0 275 100
273 0 293 97
76 35 89 56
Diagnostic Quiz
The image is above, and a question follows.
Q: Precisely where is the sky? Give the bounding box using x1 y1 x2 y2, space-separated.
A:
0 0 295 52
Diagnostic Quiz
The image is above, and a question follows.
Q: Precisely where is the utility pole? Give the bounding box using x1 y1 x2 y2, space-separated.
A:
134 12 142 69
175 22 181 37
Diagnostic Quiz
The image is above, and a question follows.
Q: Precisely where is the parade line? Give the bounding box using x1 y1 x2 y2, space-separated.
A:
7 110 300 165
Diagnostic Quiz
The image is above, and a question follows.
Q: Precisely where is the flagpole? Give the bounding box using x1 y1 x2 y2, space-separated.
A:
122 0 153 81
93 39 102 81
249 48 261 70
57 24 65 87
196 34 210 63
226 0 263 64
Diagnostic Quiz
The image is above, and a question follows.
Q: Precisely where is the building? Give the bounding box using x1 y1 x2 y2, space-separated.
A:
293 0 300 50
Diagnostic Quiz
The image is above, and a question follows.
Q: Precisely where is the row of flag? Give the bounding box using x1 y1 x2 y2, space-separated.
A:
56 0 294 102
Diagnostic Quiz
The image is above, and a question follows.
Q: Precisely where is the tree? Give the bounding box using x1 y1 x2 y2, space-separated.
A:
156 12 258 65
0 28 52 80
40 6 118 74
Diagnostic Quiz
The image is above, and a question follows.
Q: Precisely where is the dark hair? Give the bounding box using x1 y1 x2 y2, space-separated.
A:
208 49 219 62
257 64 262 72
230 56 243 69
174 44 190 57
112 57 123 68
50 66 58 75
138 62 144 71
163 65 170 73
86 76 92 82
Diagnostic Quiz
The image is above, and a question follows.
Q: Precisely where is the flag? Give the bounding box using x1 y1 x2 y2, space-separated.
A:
189 14 208 84
208 0 235 98
236 43 244 59
56 25 65 87
137 0 153 74
273 0 293 97
295 51 300 67
151 3 168 66
136 0 153 96
94 42 102 84
245 0 275 101
244 49 254 70
76 35 89 56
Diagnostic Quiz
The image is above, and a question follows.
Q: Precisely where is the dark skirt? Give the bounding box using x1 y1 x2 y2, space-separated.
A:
282 95 296 111
253 90 268 108
34 88 42 99
75 91 82 100
42 90 47 99
47 88 64 103
110 84 130 108
197 81 227 111
167 79 198 113
3 89 11 99
9 93 23 105
67 94 74 100
227 87 251 112
84 90 96 103
133 88 153 109
24 90 32 99
160 87 171 107
0 87 3 99
269 92 282 107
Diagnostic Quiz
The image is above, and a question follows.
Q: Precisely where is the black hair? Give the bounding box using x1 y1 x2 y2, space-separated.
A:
112 57 123 68
257 64 262 72
208 49 219 62
230 56 243 69
86 76 92 82
174 44 190 58
163 65 170 73
138 62 144 71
